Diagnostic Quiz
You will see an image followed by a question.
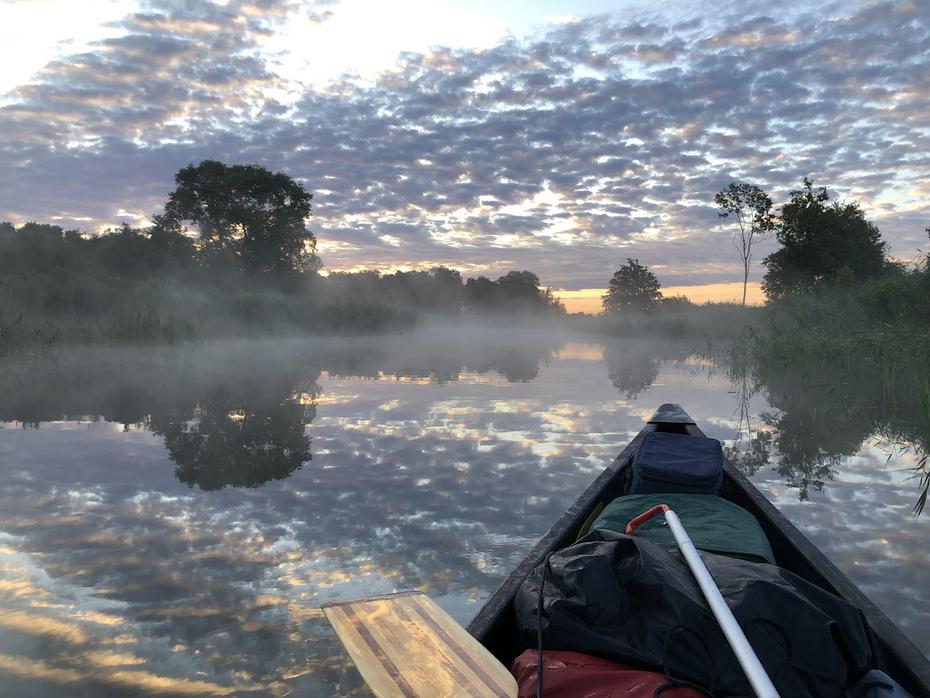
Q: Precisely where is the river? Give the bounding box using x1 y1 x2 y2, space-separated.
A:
0 328 926 696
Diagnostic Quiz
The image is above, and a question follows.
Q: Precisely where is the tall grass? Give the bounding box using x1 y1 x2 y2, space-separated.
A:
738 265 930 510
756 273 930 389
0 275 420 352
580 300 764 342
0 314 61 354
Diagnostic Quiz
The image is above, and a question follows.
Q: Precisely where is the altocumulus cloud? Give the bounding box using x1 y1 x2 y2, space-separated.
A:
0 0 928 289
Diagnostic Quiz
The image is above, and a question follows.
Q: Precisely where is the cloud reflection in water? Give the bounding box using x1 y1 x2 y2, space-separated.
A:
0 329 927 695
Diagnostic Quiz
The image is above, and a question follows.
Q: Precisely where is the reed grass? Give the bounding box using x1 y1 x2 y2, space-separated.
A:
736 268 930 510
584 300 764 341
0 314 61 354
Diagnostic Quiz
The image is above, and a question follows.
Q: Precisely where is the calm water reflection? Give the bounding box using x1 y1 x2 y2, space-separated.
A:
0 328 927 696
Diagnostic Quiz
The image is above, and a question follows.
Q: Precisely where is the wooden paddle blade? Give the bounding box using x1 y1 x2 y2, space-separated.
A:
322 592 517 698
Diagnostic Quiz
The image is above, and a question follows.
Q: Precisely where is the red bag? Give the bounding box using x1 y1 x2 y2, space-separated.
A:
511 650 704 698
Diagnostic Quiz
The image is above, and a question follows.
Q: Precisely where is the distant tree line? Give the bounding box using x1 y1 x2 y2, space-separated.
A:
0 221 564 316
5 160 925 349
0 161 565 348
322 268 563 316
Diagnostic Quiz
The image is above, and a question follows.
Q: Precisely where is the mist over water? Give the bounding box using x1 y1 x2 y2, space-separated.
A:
0 327 927 696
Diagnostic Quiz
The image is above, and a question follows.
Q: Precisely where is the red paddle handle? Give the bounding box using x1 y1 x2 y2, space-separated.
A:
624 504 670 534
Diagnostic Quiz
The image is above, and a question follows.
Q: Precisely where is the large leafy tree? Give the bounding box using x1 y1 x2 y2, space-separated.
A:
602 258 662 313
158 160 320 274
762 178 886 298
714 182 776 306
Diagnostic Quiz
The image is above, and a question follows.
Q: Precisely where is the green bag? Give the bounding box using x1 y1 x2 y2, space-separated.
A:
591 493 775 564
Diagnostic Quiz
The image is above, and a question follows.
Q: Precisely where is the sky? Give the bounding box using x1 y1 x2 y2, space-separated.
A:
1 0 928 310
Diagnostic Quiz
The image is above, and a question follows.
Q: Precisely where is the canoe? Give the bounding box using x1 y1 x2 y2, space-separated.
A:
466 403 930 696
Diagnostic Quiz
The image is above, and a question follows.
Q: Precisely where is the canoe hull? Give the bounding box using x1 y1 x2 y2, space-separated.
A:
466 403 930 695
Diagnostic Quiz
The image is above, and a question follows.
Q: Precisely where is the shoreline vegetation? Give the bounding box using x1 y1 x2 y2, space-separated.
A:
2 163 927 378
0 161 760 353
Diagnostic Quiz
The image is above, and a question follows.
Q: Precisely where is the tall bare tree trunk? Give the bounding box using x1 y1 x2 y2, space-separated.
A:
742 257 749 306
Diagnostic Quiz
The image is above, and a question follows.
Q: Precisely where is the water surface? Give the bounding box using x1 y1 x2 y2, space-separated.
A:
0 328 926 696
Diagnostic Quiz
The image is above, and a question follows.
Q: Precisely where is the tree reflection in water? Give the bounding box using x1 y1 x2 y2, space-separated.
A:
0 344 321 490
725 330 930 510
150 384 317 490
0 332 579 697
0 329 565 490
602 341 662 400
722 330 770 478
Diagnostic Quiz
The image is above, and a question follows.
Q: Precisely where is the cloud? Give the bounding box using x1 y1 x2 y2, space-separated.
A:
0 0 928 287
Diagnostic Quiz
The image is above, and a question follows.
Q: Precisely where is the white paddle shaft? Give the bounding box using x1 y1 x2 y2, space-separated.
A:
665 509 780 698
